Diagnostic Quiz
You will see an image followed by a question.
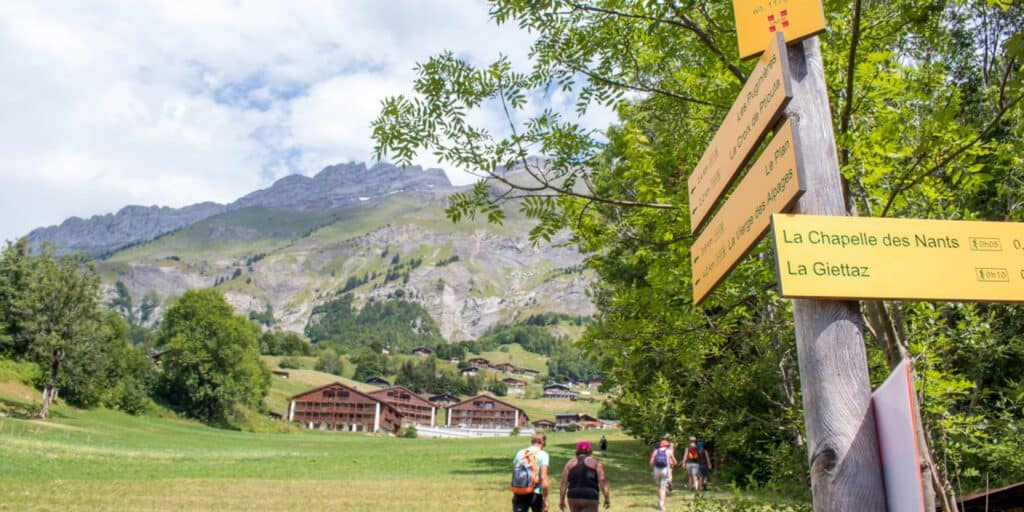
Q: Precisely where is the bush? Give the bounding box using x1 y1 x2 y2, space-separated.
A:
279 356 305 370
510 427 521 437
402 425 418 438
315 349 343 376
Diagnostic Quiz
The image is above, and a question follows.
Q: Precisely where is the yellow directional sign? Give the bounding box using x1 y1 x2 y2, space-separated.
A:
771 214 1024 302
692 119 804 304
733 0 827 59
688 32 792 233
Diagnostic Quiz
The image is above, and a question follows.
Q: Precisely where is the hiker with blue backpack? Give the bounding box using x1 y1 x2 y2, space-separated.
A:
649 437 677 511
512 432 551 512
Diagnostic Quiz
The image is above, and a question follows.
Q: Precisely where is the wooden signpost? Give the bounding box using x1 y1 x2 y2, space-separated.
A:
685 1 1024 509
692 119 805 304
771 214 1024 302
688 32 793 233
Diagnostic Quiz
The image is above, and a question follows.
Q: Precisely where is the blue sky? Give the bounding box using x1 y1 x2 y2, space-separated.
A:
0 1 616 242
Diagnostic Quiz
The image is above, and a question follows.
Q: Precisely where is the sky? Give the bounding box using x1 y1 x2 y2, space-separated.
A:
0 1 616 242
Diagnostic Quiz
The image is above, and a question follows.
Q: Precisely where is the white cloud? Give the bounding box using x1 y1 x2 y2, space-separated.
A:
0 1 612 242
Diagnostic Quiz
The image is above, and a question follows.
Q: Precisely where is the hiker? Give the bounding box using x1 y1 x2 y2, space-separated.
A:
512 432 551 512
649 438 677 511
559 441 610 512
598 435 607 456
682 436 711 491
697 439 713 490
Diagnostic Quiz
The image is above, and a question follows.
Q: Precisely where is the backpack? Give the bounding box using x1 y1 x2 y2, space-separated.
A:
653 447 669 468
511 448 540 495
686 446 699 461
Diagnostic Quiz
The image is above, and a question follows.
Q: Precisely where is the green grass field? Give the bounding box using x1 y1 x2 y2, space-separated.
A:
0 403 808 511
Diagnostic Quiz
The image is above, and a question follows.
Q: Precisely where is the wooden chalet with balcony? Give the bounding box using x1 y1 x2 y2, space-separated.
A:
288 382 401 434
368 385 437 427
543 384 578 399
446 394 529 429
467 358 491 368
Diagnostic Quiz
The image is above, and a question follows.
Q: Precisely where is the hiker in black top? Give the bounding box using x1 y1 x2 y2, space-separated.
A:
559 441 610 512
598 435 607 455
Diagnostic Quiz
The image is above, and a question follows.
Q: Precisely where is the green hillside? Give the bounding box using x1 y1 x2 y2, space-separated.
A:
0 401 809 511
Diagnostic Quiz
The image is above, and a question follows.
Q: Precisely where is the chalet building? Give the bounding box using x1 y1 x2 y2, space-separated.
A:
956 480 1024 512
460 367 479 377
411 347 432 357
467 358 491 368
586 378 604 390
502 378 527 388
543 384 578 399
494 363 518 374
272 370 290 379
428 393 461 407
555 412 601 430
532 419 556 430
365 377 391 388
369 385 436 427
289 382 401 434
520 368 541 379
447 394 529 429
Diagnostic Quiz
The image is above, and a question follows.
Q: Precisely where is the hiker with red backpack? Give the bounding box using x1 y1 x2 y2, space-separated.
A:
649 437 677 512
682 436 712 491
512 432 551 512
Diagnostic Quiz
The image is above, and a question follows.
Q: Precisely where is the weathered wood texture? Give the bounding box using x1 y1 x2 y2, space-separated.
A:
784 37 886 511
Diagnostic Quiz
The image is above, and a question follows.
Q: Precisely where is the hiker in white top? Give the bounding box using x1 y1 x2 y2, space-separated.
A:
512 432 550 512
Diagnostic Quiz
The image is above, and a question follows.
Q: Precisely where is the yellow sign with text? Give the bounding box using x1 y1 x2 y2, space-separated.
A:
733 0 827 59
692 119 804 305
688 32 792 233
771 214 1024 303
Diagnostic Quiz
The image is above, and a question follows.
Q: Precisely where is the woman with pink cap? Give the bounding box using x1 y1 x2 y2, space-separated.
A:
559 440 610 511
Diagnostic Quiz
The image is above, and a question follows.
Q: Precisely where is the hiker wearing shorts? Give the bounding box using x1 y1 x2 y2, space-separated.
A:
559 441 610 512
513 432 551 512
649 438 676 511
682 436 711 491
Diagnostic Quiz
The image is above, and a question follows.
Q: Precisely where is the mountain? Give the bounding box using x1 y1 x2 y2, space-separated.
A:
29 162 594 341
26 162 454 257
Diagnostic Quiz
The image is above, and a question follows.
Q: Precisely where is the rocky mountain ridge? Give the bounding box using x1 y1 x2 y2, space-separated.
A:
27 162 453 256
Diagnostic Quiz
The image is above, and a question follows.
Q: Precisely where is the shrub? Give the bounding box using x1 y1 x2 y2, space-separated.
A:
402 425 418 438
279 357 304 370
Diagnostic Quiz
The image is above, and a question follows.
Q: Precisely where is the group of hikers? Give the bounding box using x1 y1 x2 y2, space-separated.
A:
511 432 712 512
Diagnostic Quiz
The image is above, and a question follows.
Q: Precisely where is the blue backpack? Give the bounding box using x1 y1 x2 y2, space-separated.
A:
654 447 669 468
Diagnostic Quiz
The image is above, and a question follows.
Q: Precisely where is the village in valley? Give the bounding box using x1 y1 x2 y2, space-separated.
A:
277 346 611 436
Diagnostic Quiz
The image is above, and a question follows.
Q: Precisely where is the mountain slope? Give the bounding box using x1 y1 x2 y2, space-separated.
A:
49 163 596 340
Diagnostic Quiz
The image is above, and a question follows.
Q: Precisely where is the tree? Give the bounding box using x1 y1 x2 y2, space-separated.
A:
8 245 106 419
373 0 1024 502
157 289 270 425
314 348 343 376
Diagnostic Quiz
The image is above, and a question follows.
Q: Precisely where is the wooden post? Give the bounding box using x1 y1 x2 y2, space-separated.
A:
784 36 887 510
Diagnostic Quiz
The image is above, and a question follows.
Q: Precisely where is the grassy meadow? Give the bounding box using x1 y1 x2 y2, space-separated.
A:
0 397 808 511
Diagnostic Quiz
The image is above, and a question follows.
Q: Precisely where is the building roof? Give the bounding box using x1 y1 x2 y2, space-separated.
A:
544 383 572 391
448 393 529 422
368 385 434 408
288 381 400 416
532 419 556 426
428 393 461 402
411 347 432 353
555 412 600 422
365 376 391 386
502 378 526 385
460 367 479 373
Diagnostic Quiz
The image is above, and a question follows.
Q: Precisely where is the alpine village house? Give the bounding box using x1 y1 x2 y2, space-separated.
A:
288 382 402 434
368 385 437 427
446 394 529 429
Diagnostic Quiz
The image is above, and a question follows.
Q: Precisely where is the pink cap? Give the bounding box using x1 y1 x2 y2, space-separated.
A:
576 441 592 453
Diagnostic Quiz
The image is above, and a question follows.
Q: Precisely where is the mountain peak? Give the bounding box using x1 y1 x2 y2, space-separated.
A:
26 162 455 256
